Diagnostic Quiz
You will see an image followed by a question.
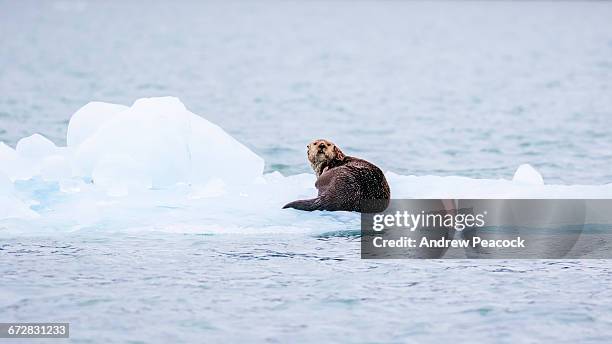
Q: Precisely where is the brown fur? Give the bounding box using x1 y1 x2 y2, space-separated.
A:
283 139 390 213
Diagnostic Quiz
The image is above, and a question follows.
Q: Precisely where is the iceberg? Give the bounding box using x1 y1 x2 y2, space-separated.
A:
72 97 264 189
0 96 611 234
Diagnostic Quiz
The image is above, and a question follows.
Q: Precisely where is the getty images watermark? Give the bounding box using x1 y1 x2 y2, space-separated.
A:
371 208 525 249
361 199 612 259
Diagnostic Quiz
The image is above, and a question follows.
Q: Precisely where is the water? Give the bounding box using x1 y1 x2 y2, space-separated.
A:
3 234 612 343
1 1 612 343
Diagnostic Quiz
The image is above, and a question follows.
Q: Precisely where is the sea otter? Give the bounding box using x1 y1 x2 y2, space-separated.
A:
282 139 390 213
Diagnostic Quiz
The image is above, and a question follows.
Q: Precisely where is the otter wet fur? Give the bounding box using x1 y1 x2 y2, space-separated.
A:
282 139 390 213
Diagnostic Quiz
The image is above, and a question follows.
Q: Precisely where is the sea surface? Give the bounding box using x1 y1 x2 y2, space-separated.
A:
1 1 612 343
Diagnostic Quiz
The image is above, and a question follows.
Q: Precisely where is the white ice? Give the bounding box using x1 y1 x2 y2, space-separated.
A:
0 172 38 220
1 97 611 234
512 163 544 185
73 97 264 189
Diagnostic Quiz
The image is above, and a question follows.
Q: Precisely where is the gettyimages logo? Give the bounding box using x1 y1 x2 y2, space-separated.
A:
372 210 486 231
361 199 612 259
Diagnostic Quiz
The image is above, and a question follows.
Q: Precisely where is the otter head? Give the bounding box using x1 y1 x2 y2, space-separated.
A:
307 139 346 176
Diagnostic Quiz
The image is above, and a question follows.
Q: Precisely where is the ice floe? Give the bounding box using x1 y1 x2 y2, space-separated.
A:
1 97 611 234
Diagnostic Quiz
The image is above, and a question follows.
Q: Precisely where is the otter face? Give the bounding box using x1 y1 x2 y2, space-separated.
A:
307 139 345 175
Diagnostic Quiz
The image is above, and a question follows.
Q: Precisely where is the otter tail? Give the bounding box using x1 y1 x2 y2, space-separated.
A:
282 198 321 211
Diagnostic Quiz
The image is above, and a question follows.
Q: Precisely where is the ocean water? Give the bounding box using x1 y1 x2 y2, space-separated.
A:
1 1 612 343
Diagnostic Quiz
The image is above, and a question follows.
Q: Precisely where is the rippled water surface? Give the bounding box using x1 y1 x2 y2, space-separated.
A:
1 1 612 343
2 234 612 343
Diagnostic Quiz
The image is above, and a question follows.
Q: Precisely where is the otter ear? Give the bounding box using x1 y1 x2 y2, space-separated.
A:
333 145 345 160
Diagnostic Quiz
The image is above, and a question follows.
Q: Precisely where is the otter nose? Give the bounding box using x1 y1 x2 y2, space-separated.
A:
318 142 326 149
